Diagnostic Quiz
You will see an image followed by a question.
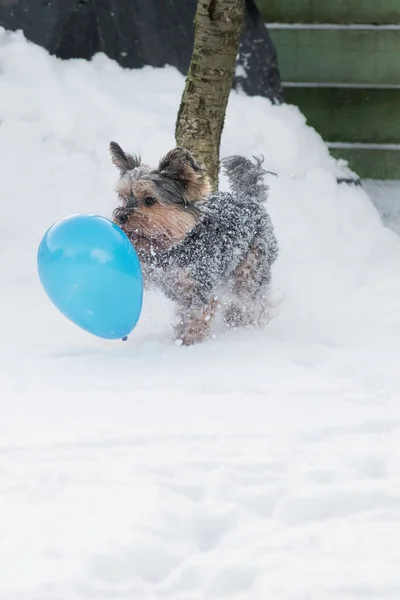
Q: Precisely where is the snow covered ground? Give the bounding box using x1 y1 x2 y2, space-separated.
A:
1 28 400 600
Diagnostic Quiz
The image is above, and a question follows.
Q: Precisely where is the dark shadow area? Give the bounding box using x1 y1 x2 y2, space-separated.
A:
0 0 283 101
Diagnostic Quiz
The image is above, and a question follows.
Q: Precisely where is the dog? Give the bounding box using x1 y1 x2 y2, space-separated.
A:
110 142 278 346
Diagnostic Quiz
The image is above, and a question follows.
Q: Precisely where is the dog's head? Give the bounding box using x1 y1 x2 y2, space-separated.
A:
110 142 211 253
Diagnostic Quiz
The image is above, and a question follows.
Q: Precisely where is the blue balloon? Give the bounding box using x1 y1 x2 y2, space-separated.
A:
37 214 143 340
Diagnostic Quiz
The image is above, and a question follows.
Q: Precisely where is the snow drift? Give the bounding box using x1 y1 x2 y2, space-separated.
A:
1 28 400 600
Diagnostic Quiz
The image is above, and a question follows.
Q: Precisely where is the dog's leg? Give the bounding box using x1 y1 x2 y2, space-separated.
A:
174 296 220 346
225 244 271 329
163 271 220 346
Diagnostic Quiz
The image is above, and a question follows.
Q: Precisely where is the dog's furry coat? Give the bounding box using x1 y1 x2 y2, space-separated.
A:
111 144 278 345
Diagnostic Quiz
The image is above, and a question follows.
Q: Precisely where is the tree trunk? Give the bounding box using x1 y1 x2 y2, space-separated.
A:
175 0 245 191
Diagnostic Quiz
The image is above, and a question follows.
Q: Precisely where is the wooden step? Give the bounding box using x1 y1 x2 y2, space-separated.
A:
257 0 400 25
283 86 400 144
329 145 400 179
269 26 400 85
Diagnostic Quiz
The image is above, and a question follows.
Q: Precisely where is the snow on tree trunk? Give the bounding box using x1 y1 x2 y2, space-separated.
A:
175 0 245 191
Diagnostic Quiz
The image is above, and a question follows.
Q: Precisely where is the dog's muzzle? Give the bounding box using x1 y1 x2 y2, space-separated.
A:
115 211 128 225
114 195 139 225
113 206 133 225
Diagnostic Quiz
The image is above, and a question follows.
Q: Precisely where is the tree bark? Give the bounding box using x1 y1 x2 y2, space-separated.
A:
175 0 245 191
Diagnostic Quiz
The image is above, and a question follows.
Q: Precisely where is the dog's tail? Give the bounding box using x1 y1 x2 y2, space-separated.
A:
221 155 275 203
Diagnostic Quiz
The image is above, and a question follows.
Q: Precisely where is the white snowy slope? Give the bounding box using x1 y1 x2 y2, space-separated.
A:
1 28 400 600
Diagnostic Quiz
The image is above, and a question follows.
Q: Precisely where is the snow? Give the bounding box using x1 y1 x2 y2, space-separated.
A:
364 179 400 236
1 27 400 600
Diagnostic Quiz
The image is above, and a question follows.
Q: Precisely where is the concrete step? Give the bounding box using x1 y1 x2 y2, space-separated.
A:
329 145 400 179
284 86 400 144
269 25 400 85
257 0 400 25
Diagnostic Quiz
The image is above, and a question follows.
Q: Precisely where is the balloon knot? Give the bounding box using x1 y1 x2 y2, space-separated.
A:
122 336 128 342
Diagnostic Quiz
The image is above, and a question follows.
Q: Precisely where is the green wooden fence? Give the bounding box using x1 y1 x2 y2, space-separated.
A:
256 0 400 179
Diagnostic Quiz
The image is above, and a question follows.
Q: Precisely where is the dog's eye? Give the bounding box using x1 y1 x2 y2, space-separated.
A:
144 196 157 207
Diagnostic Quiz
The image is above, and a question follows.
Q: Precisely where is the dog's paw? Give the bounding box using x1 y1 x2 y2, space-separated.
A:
173 299 219 346
174 331 206 347
173 323 209 347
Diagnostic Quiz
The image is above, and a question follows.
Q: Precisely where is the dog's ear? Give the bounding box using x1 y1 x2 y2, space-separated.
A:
158 147 205 180
109 141 140 173
158 147 211 202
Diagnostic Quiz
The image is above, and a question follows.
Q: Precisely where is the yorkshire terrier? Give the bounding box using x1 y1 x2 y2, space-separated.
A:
110 142 279 346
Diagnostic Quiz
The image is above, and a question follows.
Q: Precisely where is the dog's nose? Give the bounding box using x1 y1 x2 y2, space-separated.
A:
116 212 128 225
